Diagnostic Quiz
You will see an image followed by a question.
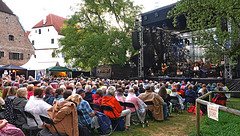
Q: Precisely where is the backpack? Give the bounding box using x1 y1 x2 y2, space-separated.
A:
111 117 125 131
212 94 227 106
78 123 90 136
95 111 112 135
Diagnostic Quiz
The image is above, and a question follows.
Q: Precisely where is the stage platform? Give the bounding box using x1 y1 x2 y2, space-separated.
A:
131 76 224 84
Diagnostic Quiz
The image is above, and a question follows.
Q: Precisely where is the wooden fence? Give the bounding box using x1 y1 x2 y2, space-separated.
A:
195 91 240 136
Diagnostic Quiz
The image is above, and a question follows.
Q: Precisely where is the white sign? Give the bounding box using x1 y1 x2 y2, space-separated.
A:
207 104 219 121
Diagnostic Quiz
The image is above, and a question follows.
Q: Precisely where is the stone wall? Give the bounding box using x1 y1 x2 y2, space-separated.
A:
0 12 35 66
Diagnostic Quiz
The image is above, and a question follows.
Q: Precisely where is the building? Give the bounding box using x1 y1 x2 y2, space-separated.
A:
26 14 67 70
0 0 35 66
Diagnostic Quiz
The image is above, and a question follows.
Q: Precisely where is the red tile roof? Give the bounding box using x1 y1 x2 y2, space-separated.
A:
26 31 31 37
0 0 14 14
33 14 67 35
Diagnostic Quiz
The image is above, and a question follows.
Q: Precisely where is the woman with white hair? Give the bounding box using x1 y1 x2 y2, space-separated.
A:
13 87 28 125
84 85 93 103
102 86 132 130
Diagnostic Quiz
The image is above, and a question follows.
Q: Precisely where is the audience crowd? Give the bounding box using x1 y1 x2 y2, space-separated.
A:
0 75 229 135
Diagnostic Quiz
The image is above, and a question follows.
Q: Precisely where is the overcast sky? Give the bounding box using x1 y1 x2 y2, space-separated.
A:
3 0 177 31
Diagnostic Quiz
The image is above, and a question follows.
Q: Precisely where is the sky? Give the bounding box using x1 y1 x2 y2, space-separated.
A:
3 0 178 31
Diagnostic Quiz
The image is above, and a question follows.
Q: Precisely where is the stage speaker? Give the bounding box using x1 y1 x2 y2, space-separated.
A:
143 29 151 45
132 31 141 50
144 46 154 67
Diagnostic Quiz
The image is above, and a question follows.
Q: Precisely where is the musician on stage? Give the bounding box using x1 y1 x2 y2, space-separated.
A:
162 63 168 76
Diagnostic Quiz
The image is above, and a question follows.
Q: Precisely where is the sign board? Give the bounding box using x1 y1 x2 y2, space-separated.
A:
96 65 111 78
207 104 219 121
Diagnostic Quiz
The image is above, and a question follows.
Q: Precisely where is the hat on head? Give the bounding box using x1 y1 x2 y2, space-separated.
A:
76 88 86 94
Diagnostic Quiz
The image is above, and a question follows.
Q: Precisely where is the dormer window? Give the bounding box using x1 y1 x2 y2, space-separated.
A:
9 35 14 41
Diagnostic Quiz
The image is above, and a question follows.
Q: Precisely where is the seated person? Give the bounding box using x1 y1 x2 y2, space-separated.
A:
0 119 25 136
185 85 197 104
126 88 146 123
43 86 55 105
200 88 208 113
212 87 227 106
13 87 28 125
115 88 126 110
4 86 17 124
84 85 93 103
125 88 140 113
63 90 73 100
0 98 5 119
54 88 64 102
170 88 185 110
102 86 132 130
25 87 52 128
92 89 103 106
158 86 170 120
47 94 81 136
138 85 165 121
76 88 95 127
176 83 185 98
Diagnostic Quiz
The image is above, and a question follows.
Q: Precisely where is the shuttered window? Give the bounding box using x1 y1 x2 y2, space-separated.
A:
9 52 23 60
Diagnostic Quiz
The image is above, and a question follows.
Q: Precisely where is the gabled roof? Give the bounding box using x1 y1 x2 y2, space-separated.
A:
33 14 67 35
26 31 31 37
0 0 14 15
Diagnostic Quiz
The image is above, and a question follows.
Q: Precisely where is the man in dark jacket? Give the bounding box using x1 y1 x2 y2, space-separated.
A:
43 86 55 105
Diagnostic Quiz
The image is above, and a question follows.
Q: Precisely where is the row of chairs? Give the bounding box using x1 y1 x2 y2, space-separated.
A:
14 108 67 136
90 102 149 128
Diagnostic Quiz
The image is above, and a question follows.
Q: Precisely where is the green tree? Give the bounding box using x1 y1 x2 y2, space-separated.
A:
53 0 142 69
168 0 240 63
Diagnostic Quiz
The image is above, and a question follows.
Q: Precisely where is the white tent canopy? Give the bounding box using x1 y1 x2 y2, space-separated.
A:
21 55 45 70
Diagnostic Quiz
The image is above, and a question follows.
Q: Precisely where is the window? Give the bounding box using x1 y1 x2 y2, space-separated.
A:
51 39 54 44
32 40 34 45
9 35 14 41
5 17 8 24
35 30 37 33
0 51 4 57
39 29 41 34
9 52 23 60
27 54 30 59
48 29 50 32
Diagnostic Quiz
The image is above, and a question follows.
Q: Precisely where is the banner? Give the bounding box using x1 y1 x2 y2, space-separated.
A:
207 104 219 121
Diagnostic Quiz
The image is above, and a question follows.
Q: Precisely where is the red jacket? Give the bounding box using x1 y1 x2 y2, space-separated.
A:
176 89 185 98
101 96 122 118
92 94 102 106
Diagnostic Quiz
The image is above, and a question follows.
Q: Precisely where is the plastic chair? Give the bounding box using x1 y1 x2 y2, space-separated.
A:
13 108 26 127
144 101 155 120
39 115 68 136
101 105 122 132
169 96 181 113
122 102 147 127
23 111 41 136
90 103 102 112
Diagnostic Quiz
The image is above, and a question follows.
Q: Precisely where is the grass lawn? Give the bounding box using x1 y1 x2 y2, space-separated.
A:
110 98 240 136
112 111 196 136
189 98 240 136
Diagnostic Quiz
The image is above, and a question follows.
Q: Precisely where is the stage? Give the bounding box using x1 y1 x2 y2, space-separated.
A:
130 76 224 84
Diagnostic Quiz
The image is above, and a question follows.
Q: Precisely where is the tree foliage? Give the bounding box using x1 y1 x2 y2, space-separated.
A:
53 0 142 69
168 0 240 63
